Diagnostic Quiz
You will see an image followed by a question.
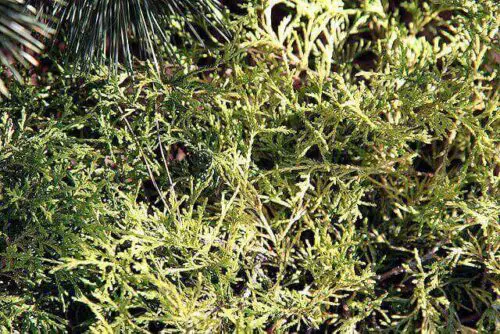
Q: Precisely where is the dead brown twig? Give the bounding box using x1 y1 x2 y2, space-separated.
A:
377 238 450 282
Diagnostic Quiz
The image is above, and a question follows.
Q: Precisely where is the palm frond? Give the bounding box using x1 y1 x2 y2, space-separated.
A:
0 0 49 97
52 0 229 72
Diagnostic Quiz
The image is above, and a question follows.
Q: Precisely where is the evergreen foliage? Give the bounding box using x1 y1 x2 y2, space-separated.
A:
0 0 51 97
0 0 226 97
0 0 499 332
46 0 227 71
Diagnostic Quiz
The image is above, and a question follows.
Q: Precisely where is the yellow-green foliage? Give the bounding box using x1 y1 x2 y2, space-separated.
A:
0 0 499 332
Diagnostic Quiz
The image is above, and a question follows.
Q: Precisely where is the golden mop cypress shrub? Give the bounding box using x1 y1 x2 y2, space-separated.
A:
0 0 499 332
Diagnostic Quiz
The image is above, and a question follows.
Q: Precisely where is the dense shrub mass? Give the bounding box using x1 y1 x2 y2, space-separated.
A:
0 0 499 332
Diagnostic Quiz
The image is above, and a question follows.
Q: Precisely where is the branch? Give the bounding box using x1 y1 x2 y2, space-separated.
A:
377 238 449 282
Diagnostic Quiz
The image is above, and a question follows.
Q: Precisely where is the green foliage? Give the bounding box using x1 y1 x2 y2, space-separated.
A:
0 0 499 332
0 0 50 97
48 0 228 72
0 0 227 97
